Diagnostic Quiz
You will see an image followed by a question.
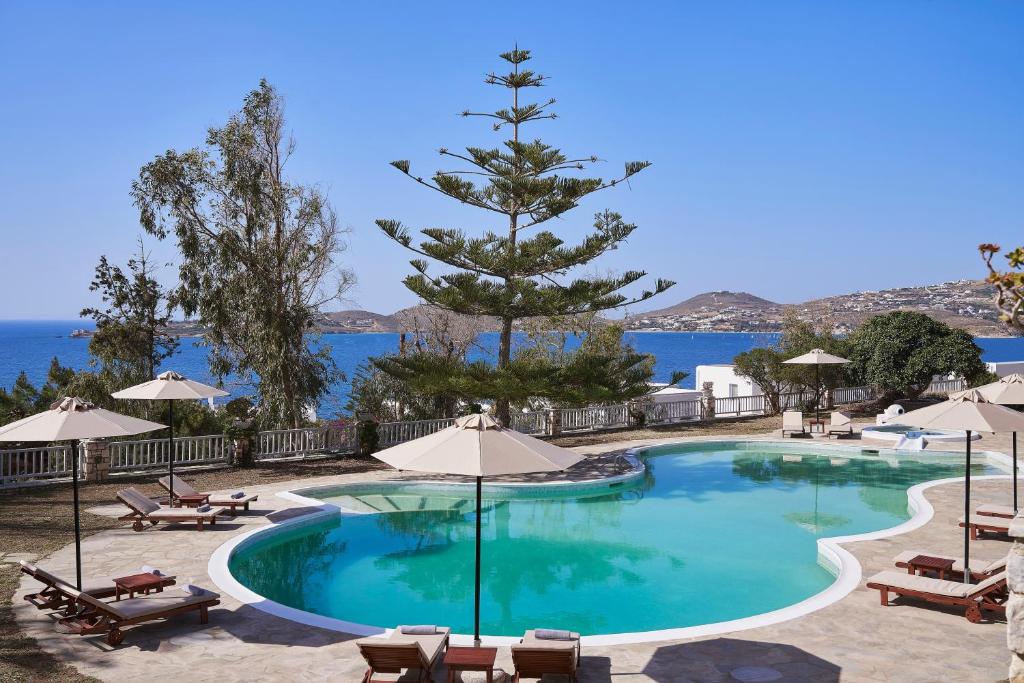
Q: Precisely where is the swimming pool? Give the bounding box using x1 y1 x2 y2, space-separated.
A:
224 441 1004 639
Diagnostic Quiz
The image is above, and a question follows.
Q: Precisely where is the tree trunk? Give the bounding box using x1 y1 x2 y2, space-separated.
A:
496 315 514 426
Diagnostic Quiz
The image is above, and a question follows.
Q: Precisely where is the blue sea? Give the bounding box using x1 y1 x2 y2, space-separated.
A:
2 320 1023 417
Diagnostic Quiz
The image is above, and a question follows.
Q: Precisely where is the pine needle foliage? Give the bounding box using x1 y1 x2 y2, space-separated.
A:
377 48 674 424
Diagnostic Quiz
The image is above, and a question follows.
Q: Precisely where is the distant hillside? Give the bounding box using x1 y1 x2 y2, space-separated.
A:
626 280 1010 336
301 280 1011 336
316 310 398 333
640 291 778 318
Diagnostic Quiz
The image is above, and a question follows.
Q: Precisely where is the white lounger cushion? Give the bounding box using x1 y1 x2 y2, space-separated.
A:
830 412 851 427
97 590 218 620
868 570 1005 598
520 629 580 650
961 514 1011 530
976 504 1016 518
382 626 451 662
159 475 257 506
146 506 227 520
892 550 1007 574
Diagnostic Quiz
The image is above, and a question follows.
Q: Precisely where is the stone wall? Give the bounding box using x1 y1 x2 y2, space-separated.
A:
1008 515 1024 681
79 438 110 483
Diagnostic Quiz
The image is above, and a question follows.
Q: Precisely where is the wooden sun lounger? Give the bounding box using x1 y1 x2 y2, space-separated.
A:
892 551 1006 582
866 570 1007 623
781 411 806 437
158 474 259 516
19 561 175 612
976 503 1017 519
355 625 450 683
512 629 581 682
960 514 1012 540
827 411 853 438
117 488 227 532
56 584 219 645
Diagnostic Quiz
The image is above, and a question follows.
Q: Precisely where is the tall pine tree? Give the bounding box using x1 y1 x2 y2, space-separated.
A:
378 48 673 424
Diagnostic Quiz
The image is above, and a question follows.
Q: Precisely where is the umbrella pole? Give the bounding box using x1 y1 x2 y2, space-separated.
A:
474 475 482 645
964 431 972 584
71 440 82 590
815 364 820 424
168 400 174 504
1014 432 1018 514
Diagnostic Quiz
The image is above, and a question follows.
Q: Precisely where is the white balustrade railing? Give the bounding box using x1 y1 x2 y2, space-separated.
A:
779 390 817 410
0 445 73 485
109 434 228 472
559 404 630 432
644 399 703 425
833 385 875 404
715 394 766 417
512 410 548 435
3 379 970 489
377 418 456 446
923 378 968 396
256 425 354 460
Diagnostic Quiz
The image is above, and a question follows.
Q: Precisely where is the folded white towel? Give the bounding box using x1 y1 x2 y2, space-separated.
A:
141 565 164 576
180 583 206 596
535 629 574 640
231 491 245 499
197 504 212 513
400 625 436 635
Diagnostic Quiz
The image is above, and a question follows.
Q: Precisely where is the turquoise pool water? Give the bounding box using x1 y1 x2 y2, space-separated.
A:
228 442 1001 636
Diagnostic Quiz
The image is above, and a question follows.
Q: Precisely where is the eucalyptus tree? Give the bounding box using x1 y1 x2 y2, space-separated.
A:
132 80 352 428
377 48 673 424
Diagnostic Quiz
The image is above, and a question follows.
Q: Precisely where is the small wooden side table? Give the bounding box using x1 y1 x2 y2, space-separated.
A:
445 646 497 683
808 420 825 434
113 573 166 600
907 554 956 580
173 494 209 508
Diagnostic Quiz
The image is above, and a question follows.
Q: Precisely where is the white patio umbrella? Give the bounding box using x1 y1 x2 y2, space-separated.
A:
783 349 851 423
0 397 165 588
372 412 584 642
891 390 1024 582
111 371 228 503
953 374 1024 512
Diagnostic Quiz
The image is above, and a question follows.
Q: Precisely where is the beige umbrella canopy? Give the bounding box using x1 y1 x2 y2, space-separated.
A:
0 397 167 441
890 390 1024 583
0 397 165 588
374 413 583 477
954 374 1024 406
782 349 851 366
372 412 585 642
783 349 851 422
111 370 230 401
889 389 1024 433
111 371 228 501
952 375 1024 514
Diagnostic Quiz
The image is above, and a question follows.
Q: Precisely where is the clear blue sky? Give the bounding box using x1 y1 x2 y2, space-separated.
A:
1 1 1021 319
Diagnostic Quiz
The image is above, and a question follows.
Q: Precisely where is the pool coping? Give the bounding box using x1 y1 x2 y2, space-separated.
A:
206 440 1013 646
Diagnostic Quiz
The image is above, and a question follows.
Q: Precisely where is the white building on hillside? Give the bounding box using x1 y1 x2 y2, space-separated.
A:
987 361 1024 378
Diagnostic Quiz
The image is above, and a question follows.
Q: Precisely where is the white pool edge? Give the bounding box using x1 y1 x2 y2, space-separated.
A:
207 441 1013 647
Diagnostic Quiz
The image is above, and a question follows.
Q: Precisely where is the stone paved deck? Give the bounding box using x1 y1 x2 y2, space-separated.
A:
13 432 1015 682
